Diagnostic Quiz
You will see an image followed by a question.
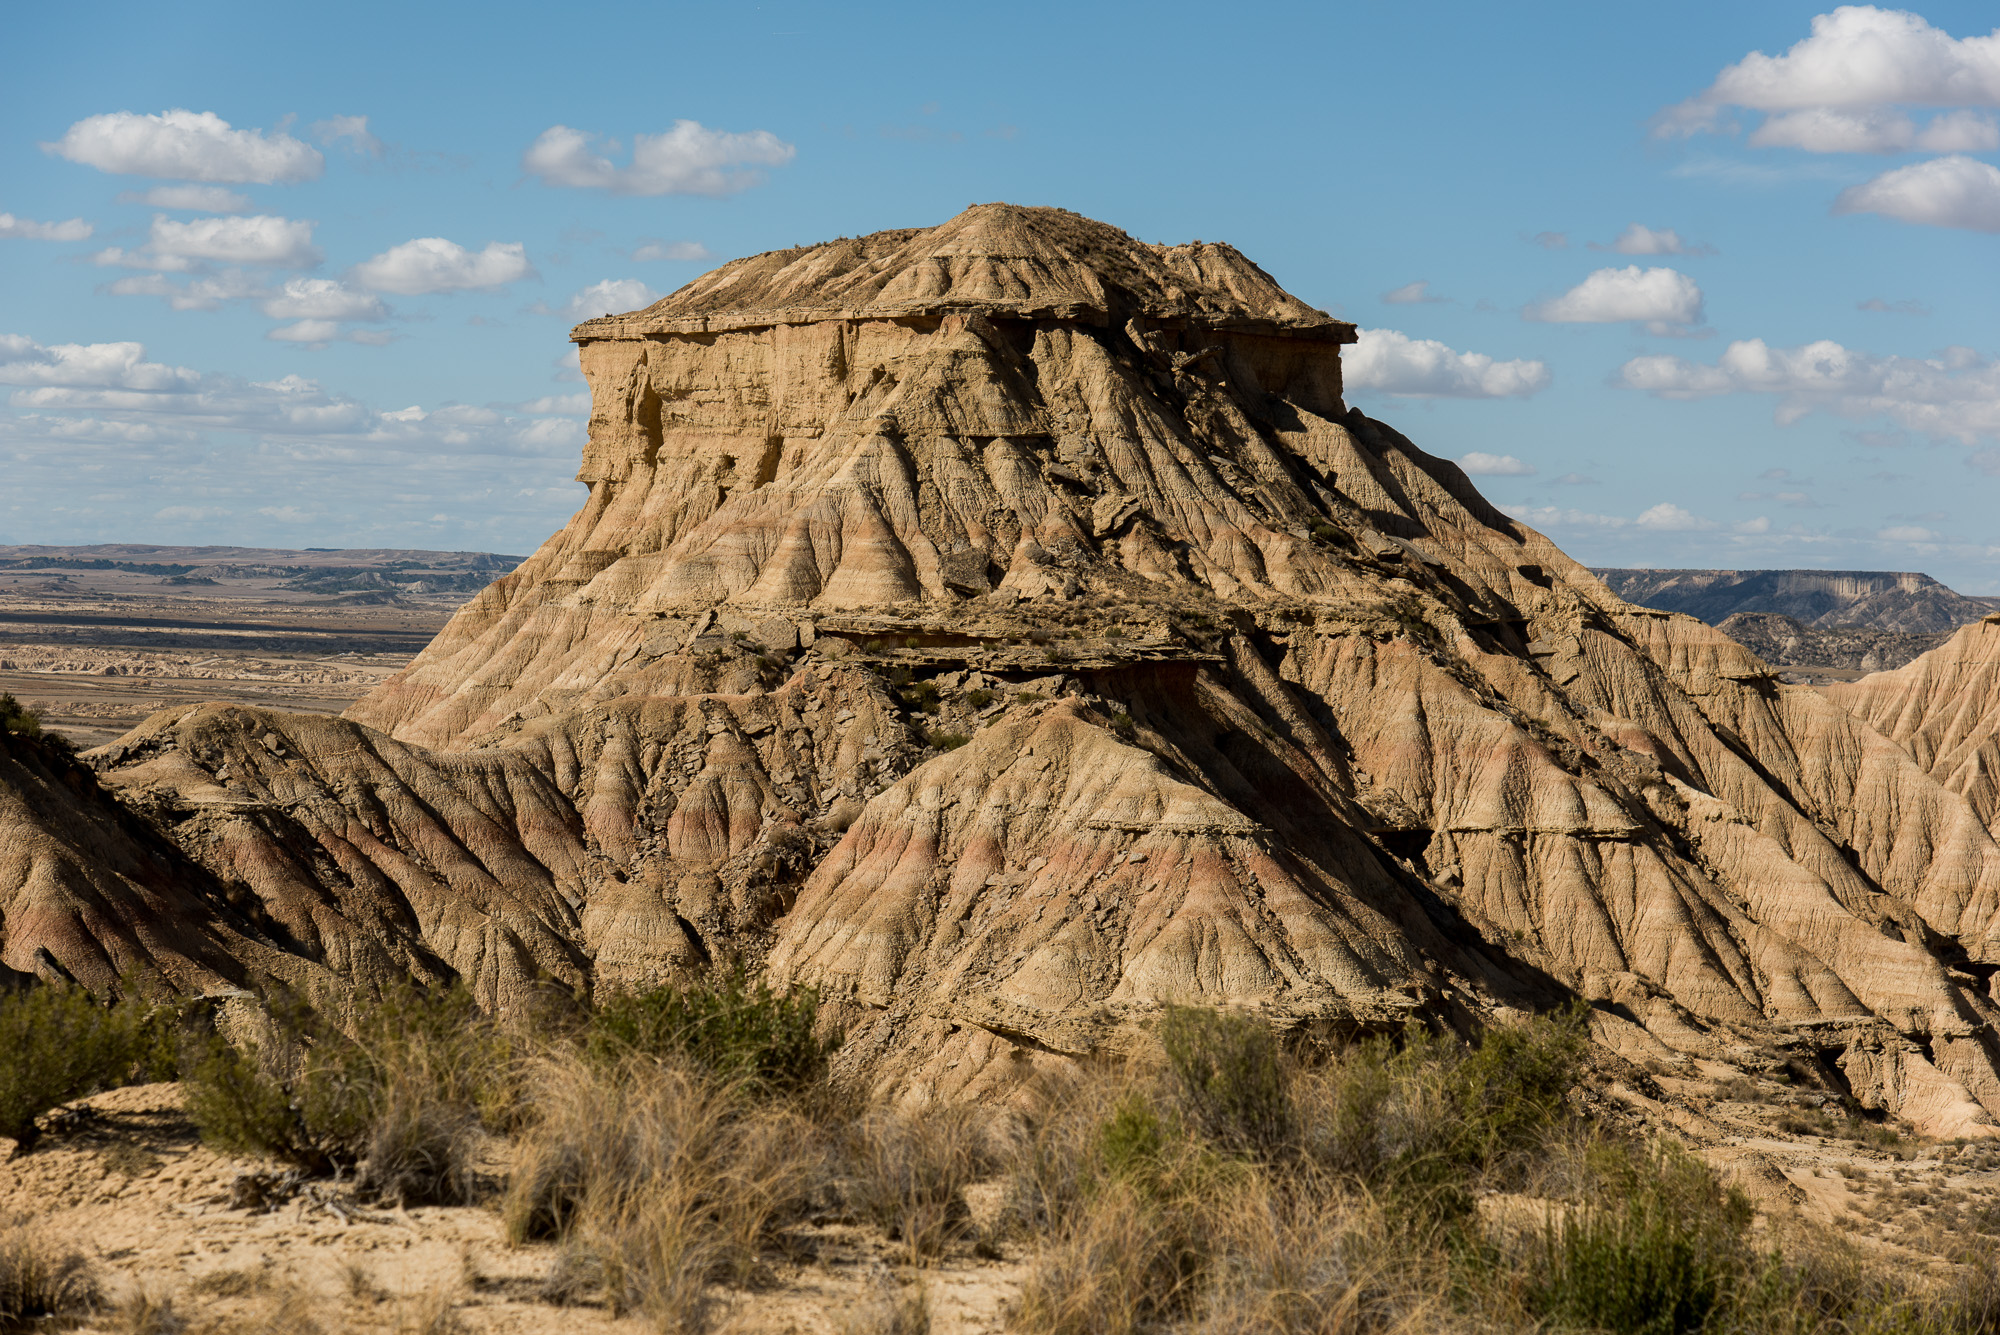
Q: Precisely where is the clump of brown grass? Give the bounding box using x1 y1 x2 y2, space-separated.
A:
841 1104 995 1261
0 1218 98 1329
503 1051 824 1332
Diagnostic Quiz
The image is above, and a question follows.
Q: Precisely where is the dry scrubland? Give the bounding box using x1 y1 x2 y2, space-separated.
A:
0 546 506 748
4 980 2000 1334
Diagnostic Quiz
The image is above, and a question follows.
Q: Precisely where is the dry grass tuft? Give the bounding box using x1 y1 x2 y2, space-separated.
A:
0 1218 98 1329
503 1051 823 1332
842 1105 995 1261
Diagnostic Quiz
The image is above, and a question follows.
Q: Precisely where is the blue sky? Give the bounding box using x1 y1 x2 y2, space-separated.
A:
4 2 1999 588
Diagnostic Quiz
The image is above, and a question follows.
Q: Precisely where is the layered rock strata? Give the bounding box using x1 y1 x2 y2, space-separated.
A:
13 204 2000 1134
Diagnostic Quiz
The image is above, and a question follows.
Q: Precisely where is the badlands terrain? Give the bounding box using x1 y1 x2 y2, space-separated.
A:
11 203 2000 1328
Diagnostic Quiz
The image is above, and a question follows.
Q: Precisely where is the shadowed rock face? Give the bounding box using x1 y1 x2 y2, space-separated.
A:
20 203 2000 1132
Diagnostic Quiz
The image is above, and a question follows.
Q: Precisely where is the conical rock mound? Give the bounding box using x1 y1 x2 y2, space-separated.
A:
14 203 2000 1134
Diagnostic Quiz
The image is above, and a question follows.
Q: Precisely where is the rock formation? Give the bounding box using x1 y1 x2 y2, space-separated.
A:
13 204 2000 1134
1714 611 1946 675
1595 567 1998 637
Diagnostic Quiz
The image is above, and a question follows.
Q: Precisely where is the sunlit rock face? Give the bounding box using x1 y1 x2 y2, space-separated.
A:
22 204 2000 1134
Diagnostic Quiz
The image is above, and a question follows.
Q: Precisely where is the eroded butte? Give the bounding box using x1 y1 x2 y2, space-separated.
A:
13 203 2000 1134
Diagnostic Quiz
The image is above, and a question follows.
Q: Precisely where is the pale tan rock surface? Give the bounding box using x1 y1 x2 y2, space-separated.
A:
1829 617 2000 841
10 203 2000 1134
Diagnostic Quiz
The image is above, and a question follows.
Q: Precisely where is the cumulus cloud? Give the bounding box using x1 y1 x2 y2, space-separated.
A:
0 334 198 391
0 213 92 241
630 238 712 262
545 278 661 320
1749 106 2000 152
104 270 269 311
1532 231 1569 250
352 238 535 294
116 185 251 212
1734 516 1773 534
311 115 382 156
1879 523 1941 543
1526 266 1704 332
1458 452 1536 476
522 121 796 196
46 109 322 183
1660 7 2000 136
1343 328 1551 399
259 278 388 322
1835 154 2000 231
1635 502 1717 531
515 392 592 415
93 214 320 271
1593 223 1715 256
1619 336 2000 442
1381 280 1445 304
1507 501 1716 532
266 320 392 346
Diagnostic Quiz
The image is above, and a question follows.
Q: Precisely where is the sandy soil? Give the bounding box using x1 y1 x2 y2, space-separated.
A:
1 1084 1023 1334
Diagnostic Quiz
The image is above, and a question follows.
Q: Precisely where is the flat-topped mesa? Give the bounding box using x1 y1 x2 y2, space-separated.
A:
353 203 1387 747
571 202 1352 340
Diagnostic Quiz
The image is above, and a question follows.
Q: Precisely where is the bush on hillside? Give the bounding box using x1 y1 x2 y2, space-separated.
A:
586 968 833 1094
182 983 512 1204
0 983 177 1155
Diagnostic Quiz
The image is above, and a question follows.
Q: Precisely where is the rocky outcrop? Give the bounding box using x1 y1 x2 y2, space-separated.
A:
1714 612 1946 675
1828 618 2000 843
24 203 2000 1137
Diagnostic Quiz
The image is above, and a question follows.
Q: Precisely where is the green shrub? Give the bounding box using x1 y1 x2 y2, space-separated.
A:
1157 1006 1292 1161
587 968 831 1095
925 730 971 751
965 688 994 709
0 983 176 1155
0 695 40 737
1531 1141 1756 1335
183 983 507 1203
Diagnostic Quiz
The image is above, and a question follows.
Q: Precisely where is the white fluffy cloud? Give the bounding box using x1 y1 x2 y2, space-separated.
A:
46 109 322 183
1381 280 1444 304
266 320 393 346
94 214 320 271
1619 337 2000 442
104 270 268 312
1835 154 2000 230
0 213 91 241
1458 452 1536 476
116 185 252 212
1749 106 2000 152
1635 502 1717 531
552 278 661 320
1594 223 1714 256
311 115 382 156
1343 328 1550 399
522 121 796 196
1879 523 1941 543
0 334 198 392
1662 7 2000 134
1508 502 1717 532
630 238 712 262
1526 266 1704 331
353 238 535 294
258 278 388 322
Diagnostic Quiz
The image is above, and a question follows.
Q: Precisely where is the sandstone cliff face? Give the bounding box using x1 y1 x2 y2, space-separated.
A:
34 204 2000 1135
